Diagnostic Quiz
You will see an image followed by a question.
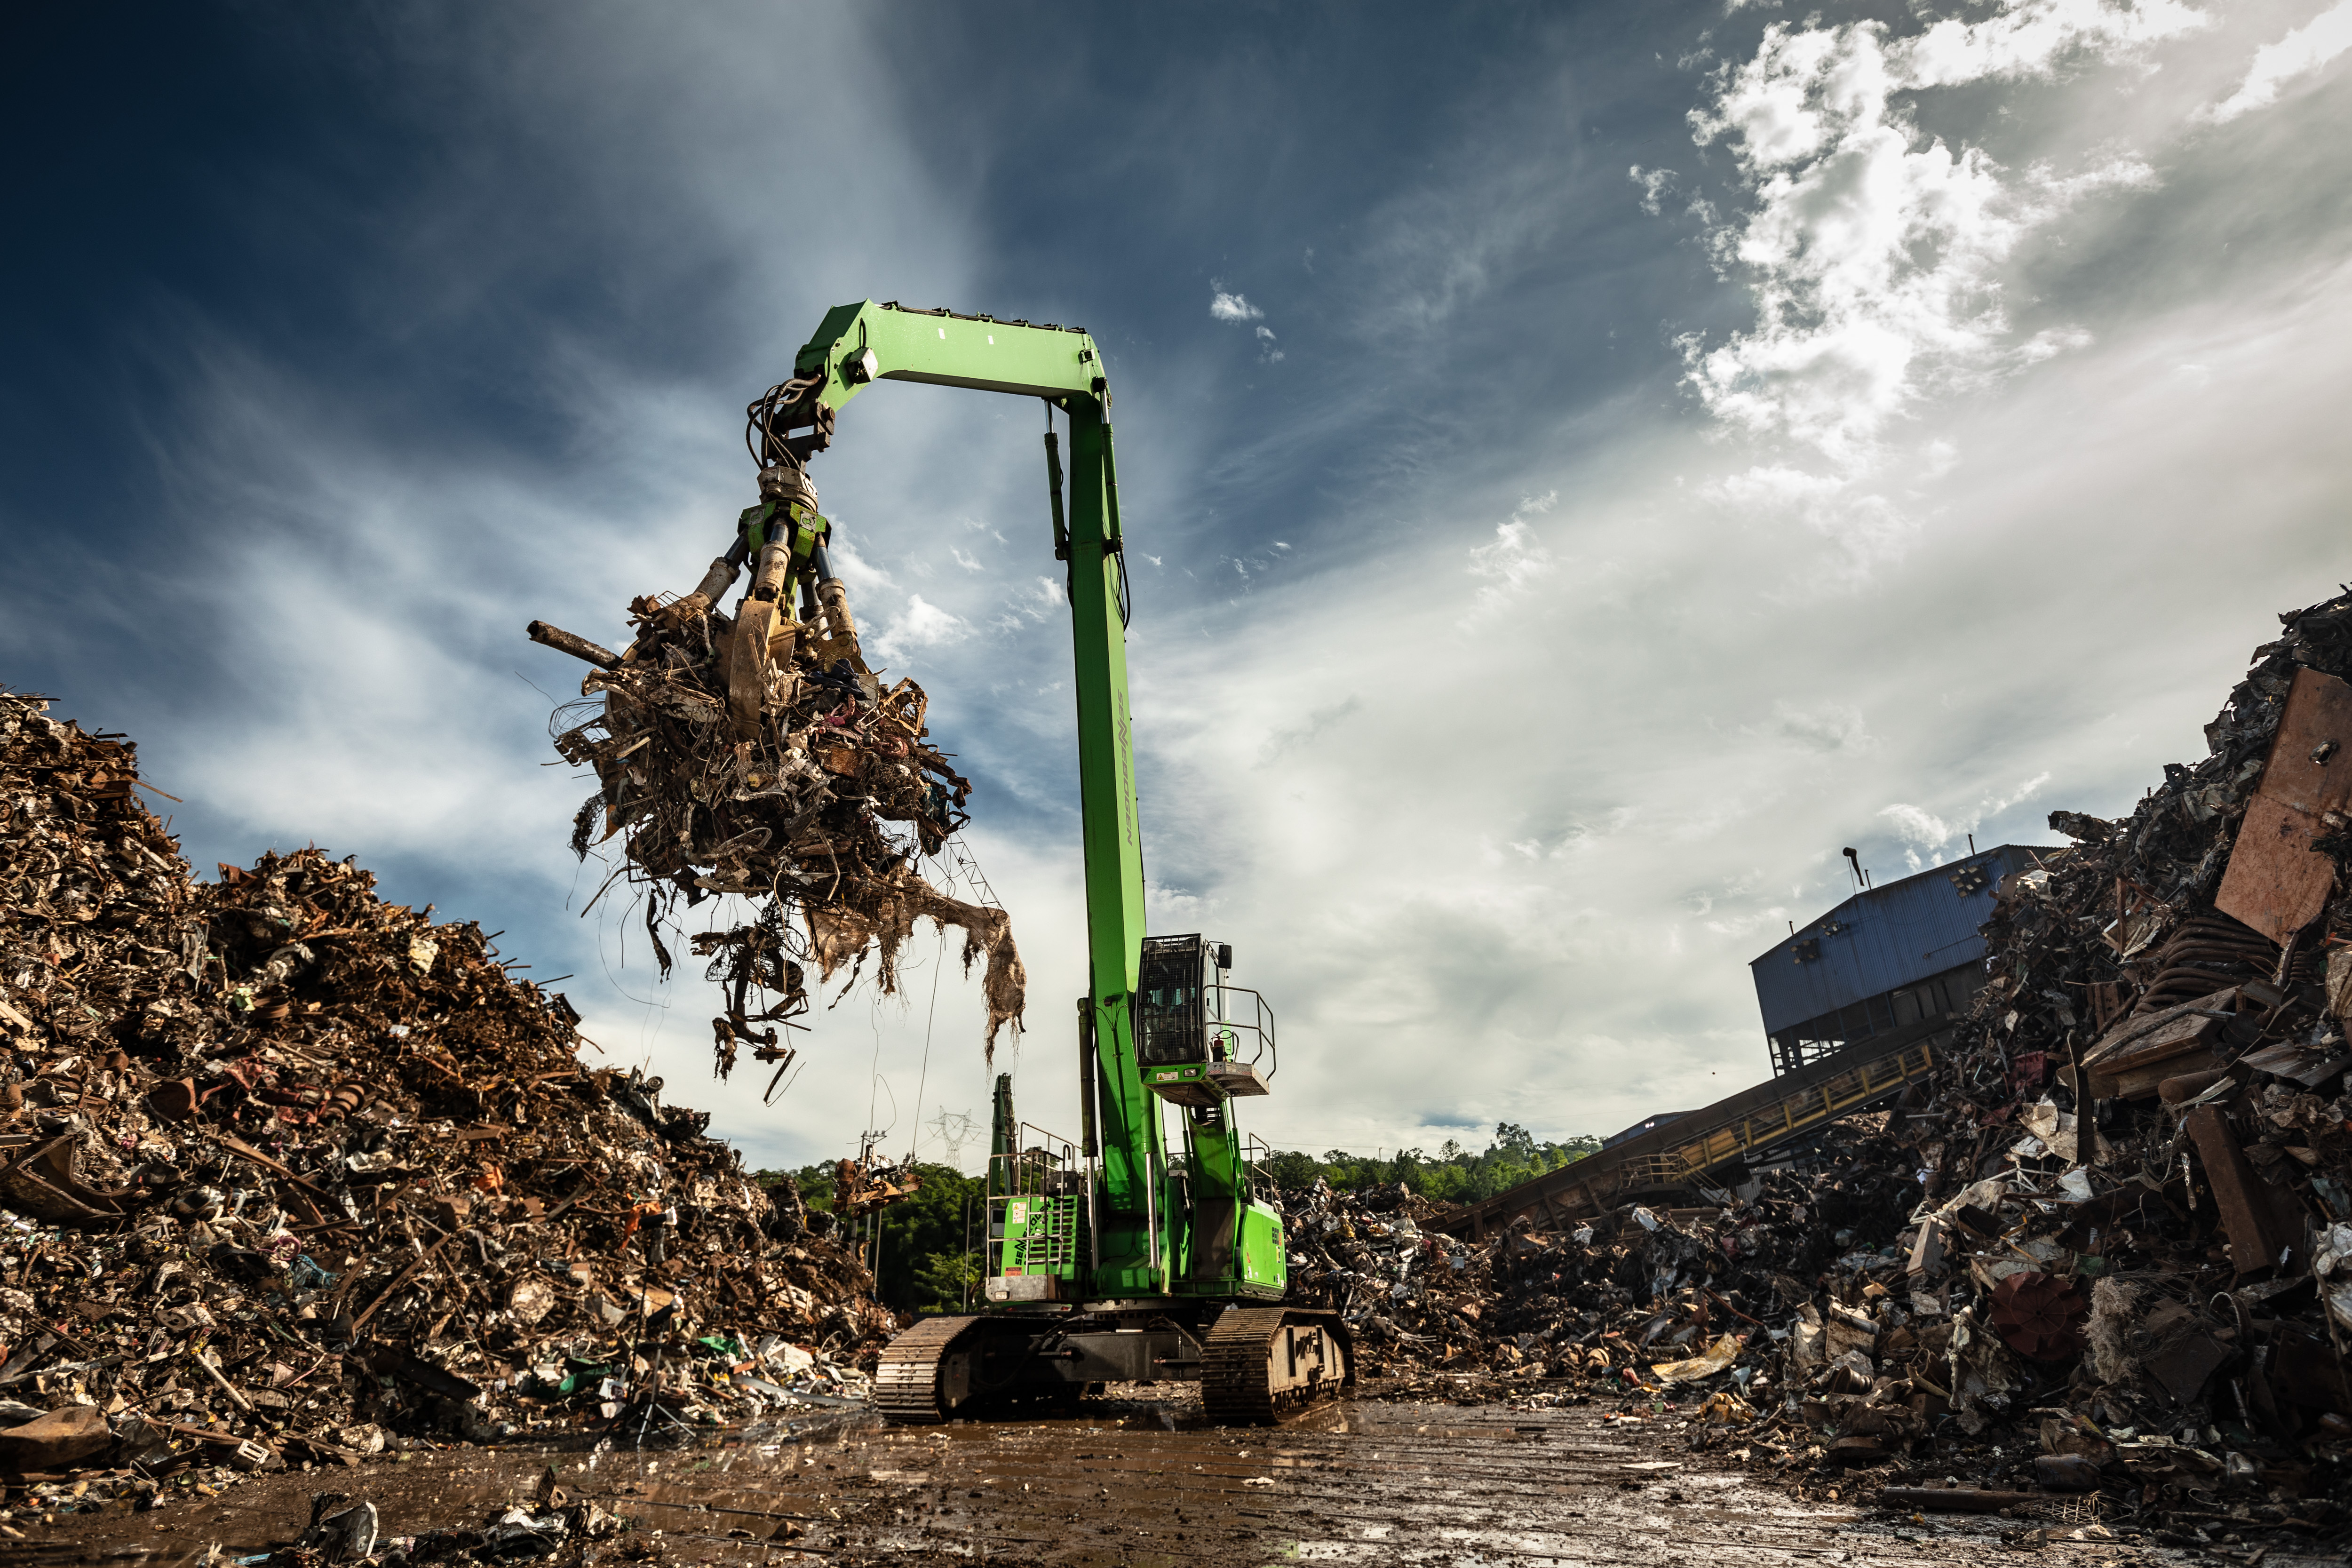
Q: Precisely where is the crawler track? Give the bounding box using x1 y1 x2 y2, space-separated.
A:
1200 1306 1353 1425
873 1313 977 1424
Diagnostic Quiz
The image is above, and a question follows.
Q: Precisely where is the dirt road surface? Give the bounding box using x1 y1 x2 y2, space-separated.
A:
7 1397 2178 1568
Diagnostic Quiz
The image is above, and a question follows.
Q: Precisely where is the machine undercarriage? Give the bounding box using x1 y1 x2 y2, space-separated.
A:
875 1305 1353 1425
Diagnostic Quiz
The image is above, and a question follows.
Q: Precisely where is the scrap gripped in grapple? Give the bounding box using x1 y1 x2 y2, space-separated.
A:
614 301 1353 1425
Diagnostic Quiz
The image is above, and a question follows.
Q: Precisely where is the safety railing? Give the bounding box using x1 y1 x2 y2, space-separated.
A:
1659 1040 1936 1175
1206 982 1278 1079
985 1120 1085 1281
987 1122 1078 1198
1241 1132 1280 1190
1618 1152 1693 1189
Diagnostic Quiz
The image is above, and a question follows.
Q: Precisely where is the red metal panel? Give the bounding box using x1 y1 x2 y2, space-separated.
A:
2216 668 2352 941
2259 667 2352 815
2217 792 2335 942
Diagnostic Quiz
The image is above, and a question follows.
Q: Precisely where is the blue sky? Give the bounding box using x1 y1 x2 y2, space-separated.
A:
6 1 2350 1171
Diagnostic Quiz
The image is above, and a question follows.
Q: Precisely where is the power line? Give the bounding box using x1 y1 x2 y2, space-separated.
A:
908 925 945 1164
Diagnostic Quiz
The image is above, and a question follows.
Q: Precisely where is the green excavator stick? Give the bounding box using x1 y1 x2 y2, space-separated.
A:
742 301 1351 1422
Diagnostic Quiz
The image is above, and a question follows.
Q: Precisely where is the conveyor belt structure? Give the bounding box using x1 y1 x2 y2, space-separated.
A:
1431 1016 1949 1239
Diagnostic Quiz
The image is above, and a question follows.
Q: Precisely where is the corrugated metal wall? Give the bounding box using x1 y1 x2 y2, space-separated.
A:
1748 843 2046 1037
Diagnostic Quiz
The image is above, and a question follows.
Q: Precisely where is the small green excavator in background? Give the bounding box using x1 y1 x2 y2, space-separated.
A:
741 300 1352 1424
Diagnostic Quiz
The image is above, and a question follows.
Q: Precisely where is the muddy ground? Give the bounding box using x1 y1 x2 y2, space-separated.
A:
6 1388 2207 1568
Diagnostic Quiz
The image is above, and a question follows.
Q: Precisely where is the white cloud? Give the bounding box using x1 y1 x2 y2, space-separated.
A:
870 593 968 664
1464 492 1558 620
1629 164 1679 215
1987 771 2053 817
1679 3 2197 475
1710 462 1846 508
1899 0 2206 88
1213 283 1281 357
827 538 898 593
2202 0 2352 122
1877 771 2052 869
1705 463 1914 576
950 546 983 573
1877 801 1951 847
998 575 1064 628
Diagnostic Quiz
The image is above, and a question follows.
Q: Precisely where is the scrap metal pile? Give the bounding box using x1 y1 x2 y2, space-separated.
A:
1277 1119 1914 1398
527 464 1025 1088
0 689 895 1511
1280 587 2352 1549
1733 586 2352 1536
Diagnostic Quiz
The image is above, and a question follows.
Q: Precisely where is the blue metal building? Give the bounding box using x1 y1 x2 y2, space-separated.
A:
1748 843 2049 1075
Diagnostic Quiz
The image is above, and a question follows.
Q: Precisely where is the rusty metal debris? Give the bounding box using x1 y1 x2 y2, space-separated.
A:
0 688 898 1510
1745 588 2352 1541
528 481 1025 1075
1272 1118 1915 1406
1267 588 2352 1552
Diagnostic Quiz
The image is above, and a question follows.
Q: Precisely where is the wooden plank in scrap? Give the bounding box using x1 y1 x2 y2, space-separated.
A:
2184 1105 2297 1277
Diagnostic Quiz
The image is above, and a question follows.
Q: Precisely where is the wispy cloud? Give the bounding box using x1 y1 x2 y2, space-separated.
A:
1774 700 1876 754
2201 0 2352 122
827 540 899 594
871 592 969 665
1257 695 1363 765
1463 492 1557 621
1209 287 1263 321
1629 164 1679 216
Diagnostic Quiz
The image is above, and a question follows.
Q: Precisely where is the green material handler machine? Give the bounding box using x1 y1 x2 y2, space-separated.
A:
743 301 1352 1424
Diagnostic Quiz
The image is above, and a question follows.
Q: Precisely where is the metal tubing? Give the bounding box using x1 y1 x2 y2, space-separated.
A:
1044 427 1068 559
525 621 621 670
1078 996 1097 1159
1143 1127 1160 1277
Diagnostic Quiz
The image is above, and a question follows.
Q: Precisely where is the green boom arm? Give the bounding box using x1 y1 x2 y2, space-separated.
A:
777 300 1175 1293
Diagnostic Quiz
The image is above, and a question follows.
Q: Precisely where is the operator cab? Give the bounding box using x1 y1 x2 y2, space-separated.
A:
1134 933 1275 1106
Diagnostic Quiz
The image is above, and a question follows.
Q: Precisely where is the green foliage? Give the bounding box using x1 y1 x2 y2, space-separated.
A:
1261 1149 1322 1193
870 1163 985 1314
750 1164 841 1212
913 1248 985 1314
753 1162 986 1312
1268 1122 1599 1202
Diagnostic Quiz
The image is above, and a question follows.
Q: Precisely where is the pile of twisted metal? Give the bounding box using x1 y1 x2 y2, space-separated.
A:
1273 587 2352 1551
0 689 897 1522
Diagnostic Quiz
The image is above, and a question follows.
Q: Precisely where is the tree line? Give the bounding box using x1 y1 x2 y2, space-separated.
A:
755 1122 1599 1316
